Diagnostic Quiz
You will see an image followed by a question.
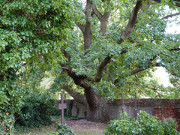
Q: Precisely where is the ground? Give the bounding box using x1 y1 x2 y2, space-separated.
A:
15 119 107 135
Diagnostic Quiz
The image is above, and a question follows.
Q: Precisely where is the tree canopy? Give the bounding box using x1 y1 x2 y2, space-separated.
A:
0 0 180 129
50 0 180 99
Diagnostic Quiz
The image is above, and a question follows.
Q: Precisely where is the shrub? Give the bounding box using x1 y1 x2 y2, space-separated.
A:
137 111 164 135
0 114 15 135
105 113 137 135
105 111 178 135
161 118 178 135
56 123 74 135
15 93 56 128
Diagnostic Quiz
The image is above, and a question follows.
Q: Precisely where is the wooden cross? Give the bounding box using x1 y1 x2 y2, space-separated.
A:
58 94 67 124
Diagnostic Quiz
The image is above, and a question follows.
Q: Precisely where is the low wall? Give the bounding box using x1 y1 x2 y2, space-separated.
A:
59 99 180 130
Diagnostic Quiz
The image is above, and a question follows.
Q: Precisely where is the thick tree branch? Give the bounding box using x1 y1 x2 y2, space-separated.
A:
95 56 111 81
61 65 92 90
131 62 160 75
100 12 111 34
92 3 110 34
164 12 180 19
62 49 71 62
170 48 180 51
92 4 102 20
62 85 87 105
87 56 111 82
117 0 142 44
114 60 160 85
87 50 128 82
83 0 92 50
62 66 87 80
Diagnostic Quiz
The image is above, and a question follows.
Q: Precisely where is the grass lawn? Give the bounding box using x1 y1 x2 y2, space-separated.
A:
15 121 106 135
15 127 105 135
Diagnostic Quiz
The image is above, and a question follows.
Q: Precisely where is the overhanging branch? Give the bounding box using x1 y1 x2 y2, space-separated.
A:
87 50 129 83
87 56 111 82
117 0 142 44
131 62 160 75
126 81 162 97
170 48 180 51
164 12 180 19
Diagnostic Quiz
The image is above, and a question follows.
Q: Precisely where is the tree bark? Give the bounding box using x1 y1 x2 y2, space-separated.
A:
62 86 87 106
84 86 110 122
62 84 110 122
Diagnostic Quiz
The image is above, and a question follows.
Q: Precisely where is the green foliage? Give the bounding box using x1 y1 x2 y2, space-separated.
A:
137 111 164 135
161 118 178 135
56 123 74 135
15 92 56 128
51 0 180 100
0 113 15 135
105 113 137 135
0 0 179 133
0 0 74 133
105 111 178 135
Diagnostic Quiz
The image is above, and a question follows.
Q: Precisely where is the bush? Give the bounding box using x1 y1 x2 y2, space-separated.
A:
56 123 74 135
105 113 137 135
137 111 164 135
105 111 178 135
162 118 178 135
15 93 56 128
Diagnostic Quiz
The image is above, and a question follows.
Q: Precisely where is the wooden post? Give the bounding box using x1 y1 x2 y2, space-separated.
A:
134 92 137 120
121 93 125 113
57 94 67 124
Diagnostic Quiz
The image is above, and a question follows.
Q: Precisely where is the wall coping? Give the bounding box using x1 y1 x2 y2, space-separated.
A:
107 99 180 107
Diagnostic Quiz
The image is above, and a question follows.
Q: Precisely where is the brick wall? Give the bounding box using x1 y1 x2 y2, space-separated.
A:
107 99 180 131
62 99 180 130
154 104 180 130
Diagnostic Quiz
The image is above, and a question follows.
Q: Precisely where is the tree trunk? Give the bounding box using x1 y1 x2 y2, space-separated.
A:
63 85 110 122
84 87 110 123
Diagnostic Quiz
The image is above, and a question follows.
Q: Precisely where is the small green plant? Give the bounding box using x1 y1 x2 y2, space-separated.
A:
105 111 178 135
56 123 74 135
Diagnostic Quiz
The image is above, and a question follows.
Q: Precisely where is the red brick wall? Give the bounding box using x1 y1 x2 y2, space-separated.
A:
154 104 180 131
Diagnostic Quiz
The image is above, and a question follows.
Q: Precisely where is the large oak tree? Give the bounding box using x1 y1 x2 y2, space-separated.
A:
53 0 180 122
